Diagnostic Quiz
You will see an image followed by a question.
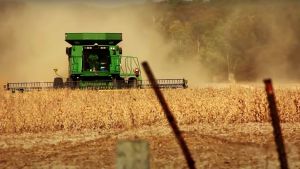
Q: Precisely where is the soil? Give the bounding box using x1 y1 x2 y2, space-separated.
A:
0 123 299 169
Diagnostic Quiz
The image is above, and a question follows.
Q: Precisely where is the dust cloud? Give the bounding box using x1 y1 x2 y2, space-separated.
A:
1 1 299 86
0 1 207 86
217 2 300 83
253 4 300 83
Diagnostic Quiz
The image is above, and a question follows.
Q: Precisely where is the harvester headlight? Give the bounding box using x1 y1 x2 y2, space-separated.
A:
134 68 140 77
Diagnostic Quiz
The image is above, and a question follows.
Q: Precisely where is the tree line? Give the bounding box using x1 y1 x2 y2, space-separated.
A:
152 0 300 82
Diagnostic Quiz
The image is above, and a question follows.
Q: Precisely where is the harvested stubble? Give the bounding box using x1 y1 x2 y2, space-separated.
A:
0 85 300 133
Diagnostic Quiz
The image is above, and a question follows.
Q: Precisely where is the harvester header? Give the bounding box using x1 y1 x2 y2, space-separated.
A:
65 33 122 45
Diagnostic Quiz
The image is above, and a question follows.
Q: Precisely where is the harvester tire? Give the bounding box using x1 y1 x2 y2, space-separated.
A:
53 77 64 89
120 79 126 89
65 78 71 88
113 78 125 89
128 78 137 88
66 78 78 89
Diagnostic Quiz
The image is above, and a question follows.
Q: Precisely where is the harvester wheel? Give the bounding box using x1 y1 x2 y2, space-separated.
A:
53 77 64 89
128 78 137 88
113 78 125 89
119 79 126 89
66 78 78 89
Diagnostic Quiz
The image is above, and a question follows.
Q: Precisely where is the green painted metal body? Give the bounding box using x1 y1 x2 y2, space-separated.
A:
65 33 141 82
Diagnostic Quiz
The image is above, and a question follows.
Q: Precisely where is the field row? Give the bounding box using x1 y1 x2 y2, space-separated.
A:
0 85 300 133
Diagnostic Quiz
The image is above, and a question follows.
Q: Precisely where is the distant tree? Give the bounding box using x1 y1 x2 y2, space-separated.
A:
198 20 228 81
154 0 300 81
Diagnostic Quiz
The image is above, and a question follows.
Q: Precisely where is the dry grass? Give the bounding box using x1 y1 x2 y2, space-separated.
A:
0 85 300 133
1 85 300 169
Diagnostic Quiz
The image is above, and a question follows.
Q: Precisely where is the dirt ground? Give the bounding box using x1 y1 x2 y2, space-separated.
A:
0 123 299 169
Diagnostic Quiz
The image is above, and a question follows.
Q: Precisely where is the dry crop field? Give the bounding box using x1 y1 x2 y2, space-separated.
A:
0 85 300 168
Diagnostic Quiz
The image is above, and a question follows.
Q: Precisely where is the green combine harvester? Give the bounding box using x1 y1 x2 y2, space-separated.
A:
4 33 187 91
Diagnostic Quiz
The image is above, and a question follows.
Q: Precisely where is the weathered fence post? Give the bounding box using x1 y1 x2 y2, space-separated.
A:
264 79 289 169
142 61 196 169
116 140 149 169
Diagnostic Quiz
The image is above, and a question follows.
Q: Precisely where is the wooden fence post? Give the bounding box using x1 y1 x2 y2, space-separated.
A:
264 79 289 169
116 140 149 169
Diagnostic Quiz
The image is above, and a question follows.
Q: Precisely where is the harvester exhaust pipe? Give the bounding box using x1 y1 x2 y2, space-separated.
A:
142 61 196 169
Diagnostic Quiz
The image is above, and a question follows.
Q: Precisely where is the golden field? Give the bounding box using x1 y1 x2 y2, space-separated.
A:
0 85 300 168
0 85 300 133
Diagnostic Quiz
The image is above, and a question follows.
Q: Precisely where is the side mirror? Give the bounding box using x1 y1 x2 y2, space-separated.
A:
66 47 71 56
